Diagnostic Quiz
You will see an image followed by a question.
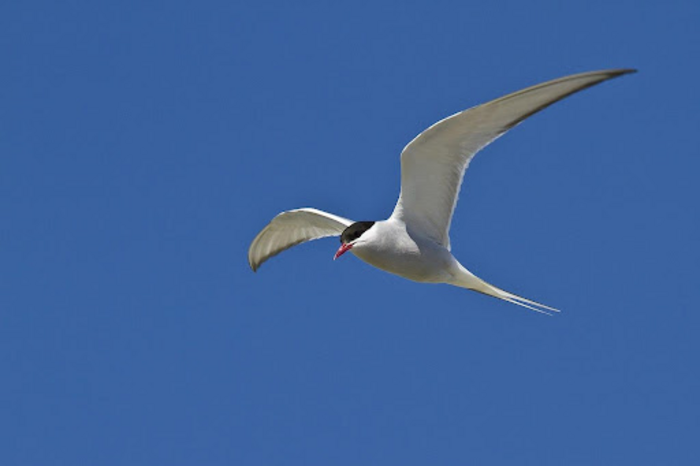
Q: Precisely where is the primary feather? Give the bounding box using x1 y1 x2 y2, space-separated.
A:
391 69 636 249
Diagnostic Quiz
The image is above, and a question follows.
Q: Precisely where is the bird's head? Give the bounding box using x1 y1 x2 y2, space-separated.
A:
334 221 375 260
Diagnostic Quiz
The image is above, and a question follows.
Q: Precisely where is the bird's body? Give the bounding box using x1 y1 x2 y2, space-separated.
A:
346 218 557 313
248 69 636 314
349 219 456 284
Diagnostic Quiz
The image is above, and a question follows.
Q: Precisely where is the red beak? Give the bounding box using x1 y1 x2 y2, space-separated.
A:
333 243 353 260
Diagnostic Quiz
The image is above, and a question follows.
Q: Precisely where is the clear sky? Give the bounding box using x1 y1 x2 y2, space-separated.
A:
2 1 699 465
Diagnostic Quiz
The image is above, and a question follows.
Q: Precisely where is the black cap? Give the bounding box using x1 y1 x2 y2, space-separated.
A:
340 221 375 244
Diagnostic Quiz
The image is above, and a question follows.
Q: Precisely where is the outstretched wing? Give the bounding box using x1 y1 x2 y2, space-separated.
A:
391 69 636 249
248 208 354 271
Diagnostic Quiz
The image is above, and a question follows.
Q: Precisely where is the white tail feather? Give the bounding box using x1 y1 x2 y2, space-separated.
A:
449 263 560 315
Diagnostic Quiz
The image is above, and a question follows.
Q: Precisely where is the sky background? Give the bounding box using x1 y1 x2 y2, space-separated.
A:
2 1 699 465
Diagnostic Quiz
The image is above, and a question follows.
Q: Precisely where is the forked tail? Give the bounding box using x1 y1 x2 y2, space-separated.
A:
449 264 560 315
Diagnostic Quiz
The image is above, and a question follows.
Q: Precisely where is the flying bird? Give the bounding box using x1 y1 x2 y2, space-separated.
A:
248 69 636 314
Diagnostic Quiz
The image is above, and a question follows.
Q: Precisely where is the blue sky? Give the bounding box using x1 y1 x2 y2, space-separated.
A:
2 1 699 464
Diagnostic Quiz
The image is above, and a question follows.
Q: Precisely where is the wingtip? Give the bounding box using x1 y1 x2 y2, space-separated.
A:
248 255 259 272
566 68 637 82
592 68 637 81
611 68 638 76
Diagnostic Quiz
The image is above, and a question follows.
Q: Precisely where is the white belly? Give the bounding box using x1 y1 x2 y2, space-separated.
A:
350 223 455 283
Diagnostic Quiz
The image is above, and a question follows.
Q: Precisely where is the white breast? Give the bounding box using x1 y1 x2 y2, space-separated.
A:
350 220 456 283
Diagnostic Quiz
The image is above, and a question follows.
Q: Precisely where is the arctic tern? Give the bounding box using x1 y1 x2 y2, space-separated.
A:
248 69 636 314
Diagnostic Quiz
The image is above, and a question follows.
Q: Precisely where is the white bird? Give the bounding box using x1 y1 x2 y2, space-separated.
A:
248 69 635 314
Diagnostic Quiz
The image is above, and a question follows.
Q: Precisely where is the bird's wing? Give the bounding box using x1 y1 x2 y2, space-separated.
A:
248 208 354 271
391 69 636 249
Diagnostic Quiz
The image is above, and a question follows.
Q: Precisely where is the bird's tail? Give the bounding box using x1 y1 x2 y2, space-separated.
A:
449 263 560 315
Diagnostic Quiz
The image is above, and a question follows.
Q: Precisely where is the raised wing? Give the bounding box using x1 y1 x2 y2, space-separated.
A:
248 208 354 271
391 69 636 249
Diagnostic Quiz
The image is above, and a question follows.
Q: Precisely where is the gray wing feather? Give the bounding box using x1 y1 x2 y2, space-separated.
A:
248 208 354 271
392 68 636 248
